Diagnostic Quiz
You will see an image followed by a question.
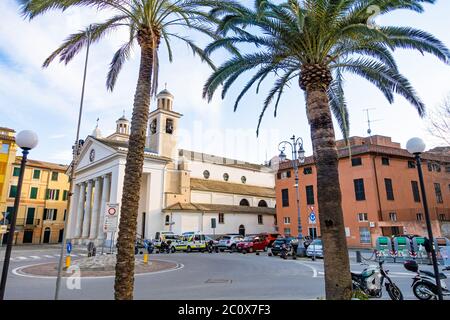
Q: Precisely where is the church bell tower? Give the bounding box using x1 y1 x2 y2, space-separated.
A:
147 87 182 159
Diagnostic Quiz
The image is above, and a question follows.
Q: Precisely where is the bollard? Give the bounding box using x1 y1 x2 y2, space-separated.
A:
65 255 71 268
143 253 148 264
356 251 362 263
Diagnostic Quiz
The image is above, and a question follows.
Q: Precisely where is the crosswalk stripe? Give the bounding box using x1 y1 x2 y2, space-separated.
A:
79 253 87 256
16 257 28 260
43 255 55 258
30 256 41 259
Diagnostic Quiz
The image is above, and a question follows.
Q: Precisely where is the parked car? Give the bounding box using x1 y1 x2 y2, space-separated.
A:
302 236 313 249
258 232 281 247
237 236 270 253
217 234 245 252
270 237 295 256
306 239 323 258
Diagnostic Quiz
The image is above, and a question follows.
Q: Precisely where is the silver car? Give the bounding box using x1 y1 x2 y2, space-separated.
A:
306 239 323 258
217 234 244 252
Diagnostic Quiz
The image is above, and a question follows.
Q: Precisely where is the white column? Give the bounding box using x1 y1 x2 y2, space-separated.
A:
81 180 93 239
67 183 80 239
89 177 102 239
74 182 86 239
97 174 111 240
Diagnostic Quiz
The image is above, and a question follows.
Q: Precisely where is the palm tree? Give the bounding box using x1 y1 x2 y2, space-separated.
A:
203 0 449 299
20 0 219 300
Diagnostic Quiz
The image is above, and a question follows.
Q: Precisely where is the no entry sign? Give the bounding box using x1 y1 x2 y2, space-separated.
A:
104 203 119 233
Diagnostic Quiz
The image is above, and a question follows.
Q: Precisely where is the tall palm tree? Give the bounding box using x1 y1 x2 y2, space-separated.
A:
20 0 219 300
203 0 449 299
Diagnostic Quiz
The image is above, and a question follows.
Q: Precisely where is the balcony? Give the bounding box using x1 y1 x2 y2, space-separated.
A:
0 219 41 228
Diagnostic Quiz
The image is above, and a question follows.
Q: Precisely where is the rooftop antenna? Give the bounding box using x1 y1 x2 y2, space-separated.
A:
96 117 99 128
363 108 383 142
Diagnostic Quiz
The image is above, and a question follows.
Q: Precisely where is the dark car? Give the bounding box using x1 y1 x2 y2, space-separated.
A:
270 237 295 256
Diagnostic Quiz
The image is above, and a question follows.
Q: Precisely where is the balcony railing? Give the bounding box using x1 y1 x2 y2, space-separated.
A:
0 218 41 227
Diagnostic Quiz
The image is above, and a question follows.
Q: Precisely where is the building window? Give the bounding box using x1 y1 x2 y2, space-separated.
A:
9 185 17 198
258 215 263 225
165 215 170 225
408 161 416 169
239 199 250 206
218 213 224 224
305 185 314 205
381 157 390 166
284 228 291 235
51 172 59 181
241 176 247 184
13 167 20 177
359 227 371 244
389 212 397 222
203 170 210 179
62 190 68 201
416 213 423 221
150 119 157 134
44 209 58 221
353 179 366 201
0 144 9 154
281 189 289 207
46 189 60 200
384 178 394 201
279 171 292 179
258 200 268 207
303 167 312 175
166 119 174 134
351 158 362 166
283 217 291 224
33 169 41 180
439 214 446 221
411 181 421 202
358 213 368 222
223 173 229 181
434 183 443 203
64 209 67 221
30 187 38 199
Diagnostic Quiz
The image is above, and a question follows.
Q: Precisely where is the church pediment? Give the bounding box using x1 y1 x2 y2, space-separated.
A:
76 136 118 171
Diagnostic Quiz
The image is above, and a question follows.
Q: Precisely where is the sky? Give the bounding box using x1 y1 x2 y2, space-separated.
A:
0 0 449 165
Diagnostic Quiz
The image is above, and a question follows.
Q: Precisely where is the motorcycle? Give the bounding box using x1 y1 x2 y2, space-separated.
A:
404 260 450 300
351 260 403 300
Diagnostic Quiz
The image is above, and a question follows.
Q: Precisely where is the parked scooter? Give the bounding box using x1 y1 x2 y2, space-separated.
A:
352 260 403 300
404 260 450 300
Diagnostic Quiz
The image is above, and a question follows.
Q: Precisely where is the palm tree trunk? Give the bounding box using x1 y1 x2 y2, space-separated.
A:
304 87 353 300
114 41 154 300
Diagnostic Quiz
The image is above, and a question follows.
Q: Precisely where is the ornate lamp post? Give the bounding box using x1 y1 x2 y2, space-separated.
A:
0 130 38 300
278 135 306 238
406 137 443 300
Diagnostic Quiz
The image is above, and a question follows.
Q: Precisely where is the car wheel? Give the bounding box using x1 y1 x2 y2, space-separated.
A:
171 246 176 253
242 250 247 254
264 246 268 252
220 249 224 252
273 252 278 256
231 244 237 252
186 246 192 253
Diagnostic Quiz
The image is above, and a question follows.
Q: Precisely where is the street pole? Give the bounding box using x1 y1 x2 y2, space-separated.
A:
415 154 443 300
290 136 303 239
54 25 92 300
0 149 29 300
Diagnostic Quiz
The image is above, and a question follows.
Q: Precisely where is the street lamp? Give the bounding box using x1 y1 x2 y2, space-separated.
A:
278 135 306 239
406 137 443 301
0 130 38 300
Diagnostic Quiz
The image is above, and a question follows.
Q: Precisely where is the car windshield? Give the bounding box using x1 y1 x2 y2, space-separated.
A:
274 239 286 245
310 239 322 245
243 236 255 242
221 236 231 240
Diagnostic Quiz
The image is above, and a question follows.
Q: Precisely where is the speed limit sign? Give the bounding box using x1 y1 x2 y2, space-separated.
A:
104 203 119 233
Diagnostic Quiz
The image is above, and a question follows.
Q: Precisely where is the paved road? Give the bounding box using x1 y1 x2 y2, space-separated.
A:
1 245 449 300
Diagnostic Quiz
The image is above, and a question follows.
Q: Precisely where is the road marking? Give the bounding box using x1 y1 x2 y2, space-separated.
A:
16 257 28 260
30 256 41 260
295 261 318 278
79 253 87 256
43 255 55 258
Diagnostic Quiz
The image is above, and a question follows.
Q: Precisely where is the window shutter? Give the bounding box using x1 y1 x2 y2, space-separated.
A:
53 210 58 221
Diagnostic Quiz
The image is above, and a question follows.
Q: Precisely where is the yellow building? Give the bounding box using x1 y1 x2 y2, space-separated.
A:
3 157 69 244
0 127 17 221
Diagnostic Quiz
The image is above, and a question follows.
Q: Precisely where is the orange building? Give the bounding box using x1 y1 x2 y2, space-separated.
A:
275 135 450 248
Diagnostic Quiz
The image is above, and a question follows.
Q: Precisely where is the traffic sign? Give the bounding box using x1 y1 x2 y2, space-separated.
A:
66 241 72 254
103 203 119 233
309 211 316 224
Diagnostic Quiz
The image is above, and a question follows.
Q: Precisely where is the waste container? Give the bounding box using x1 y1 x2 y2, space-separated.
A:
434 237 450 263
375 236 393 262
411 237 428 263
393 236 412 261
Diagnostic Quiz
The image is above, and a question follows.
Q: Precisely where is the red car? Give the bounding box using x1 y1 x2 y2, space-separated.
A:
237 236 270 253
258 232 281 247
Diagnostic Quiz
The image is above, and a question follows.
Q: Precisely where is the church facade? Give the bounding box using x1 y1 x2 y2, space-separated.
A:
67 89 276 245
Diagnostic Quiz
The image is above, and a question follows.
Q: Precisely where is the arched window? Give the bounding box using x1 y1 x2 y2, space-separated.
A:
239 199 250 206
165 215 170 225
223 173 229 181
203 170 210 179
241 176 247 184
258 200 268 207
